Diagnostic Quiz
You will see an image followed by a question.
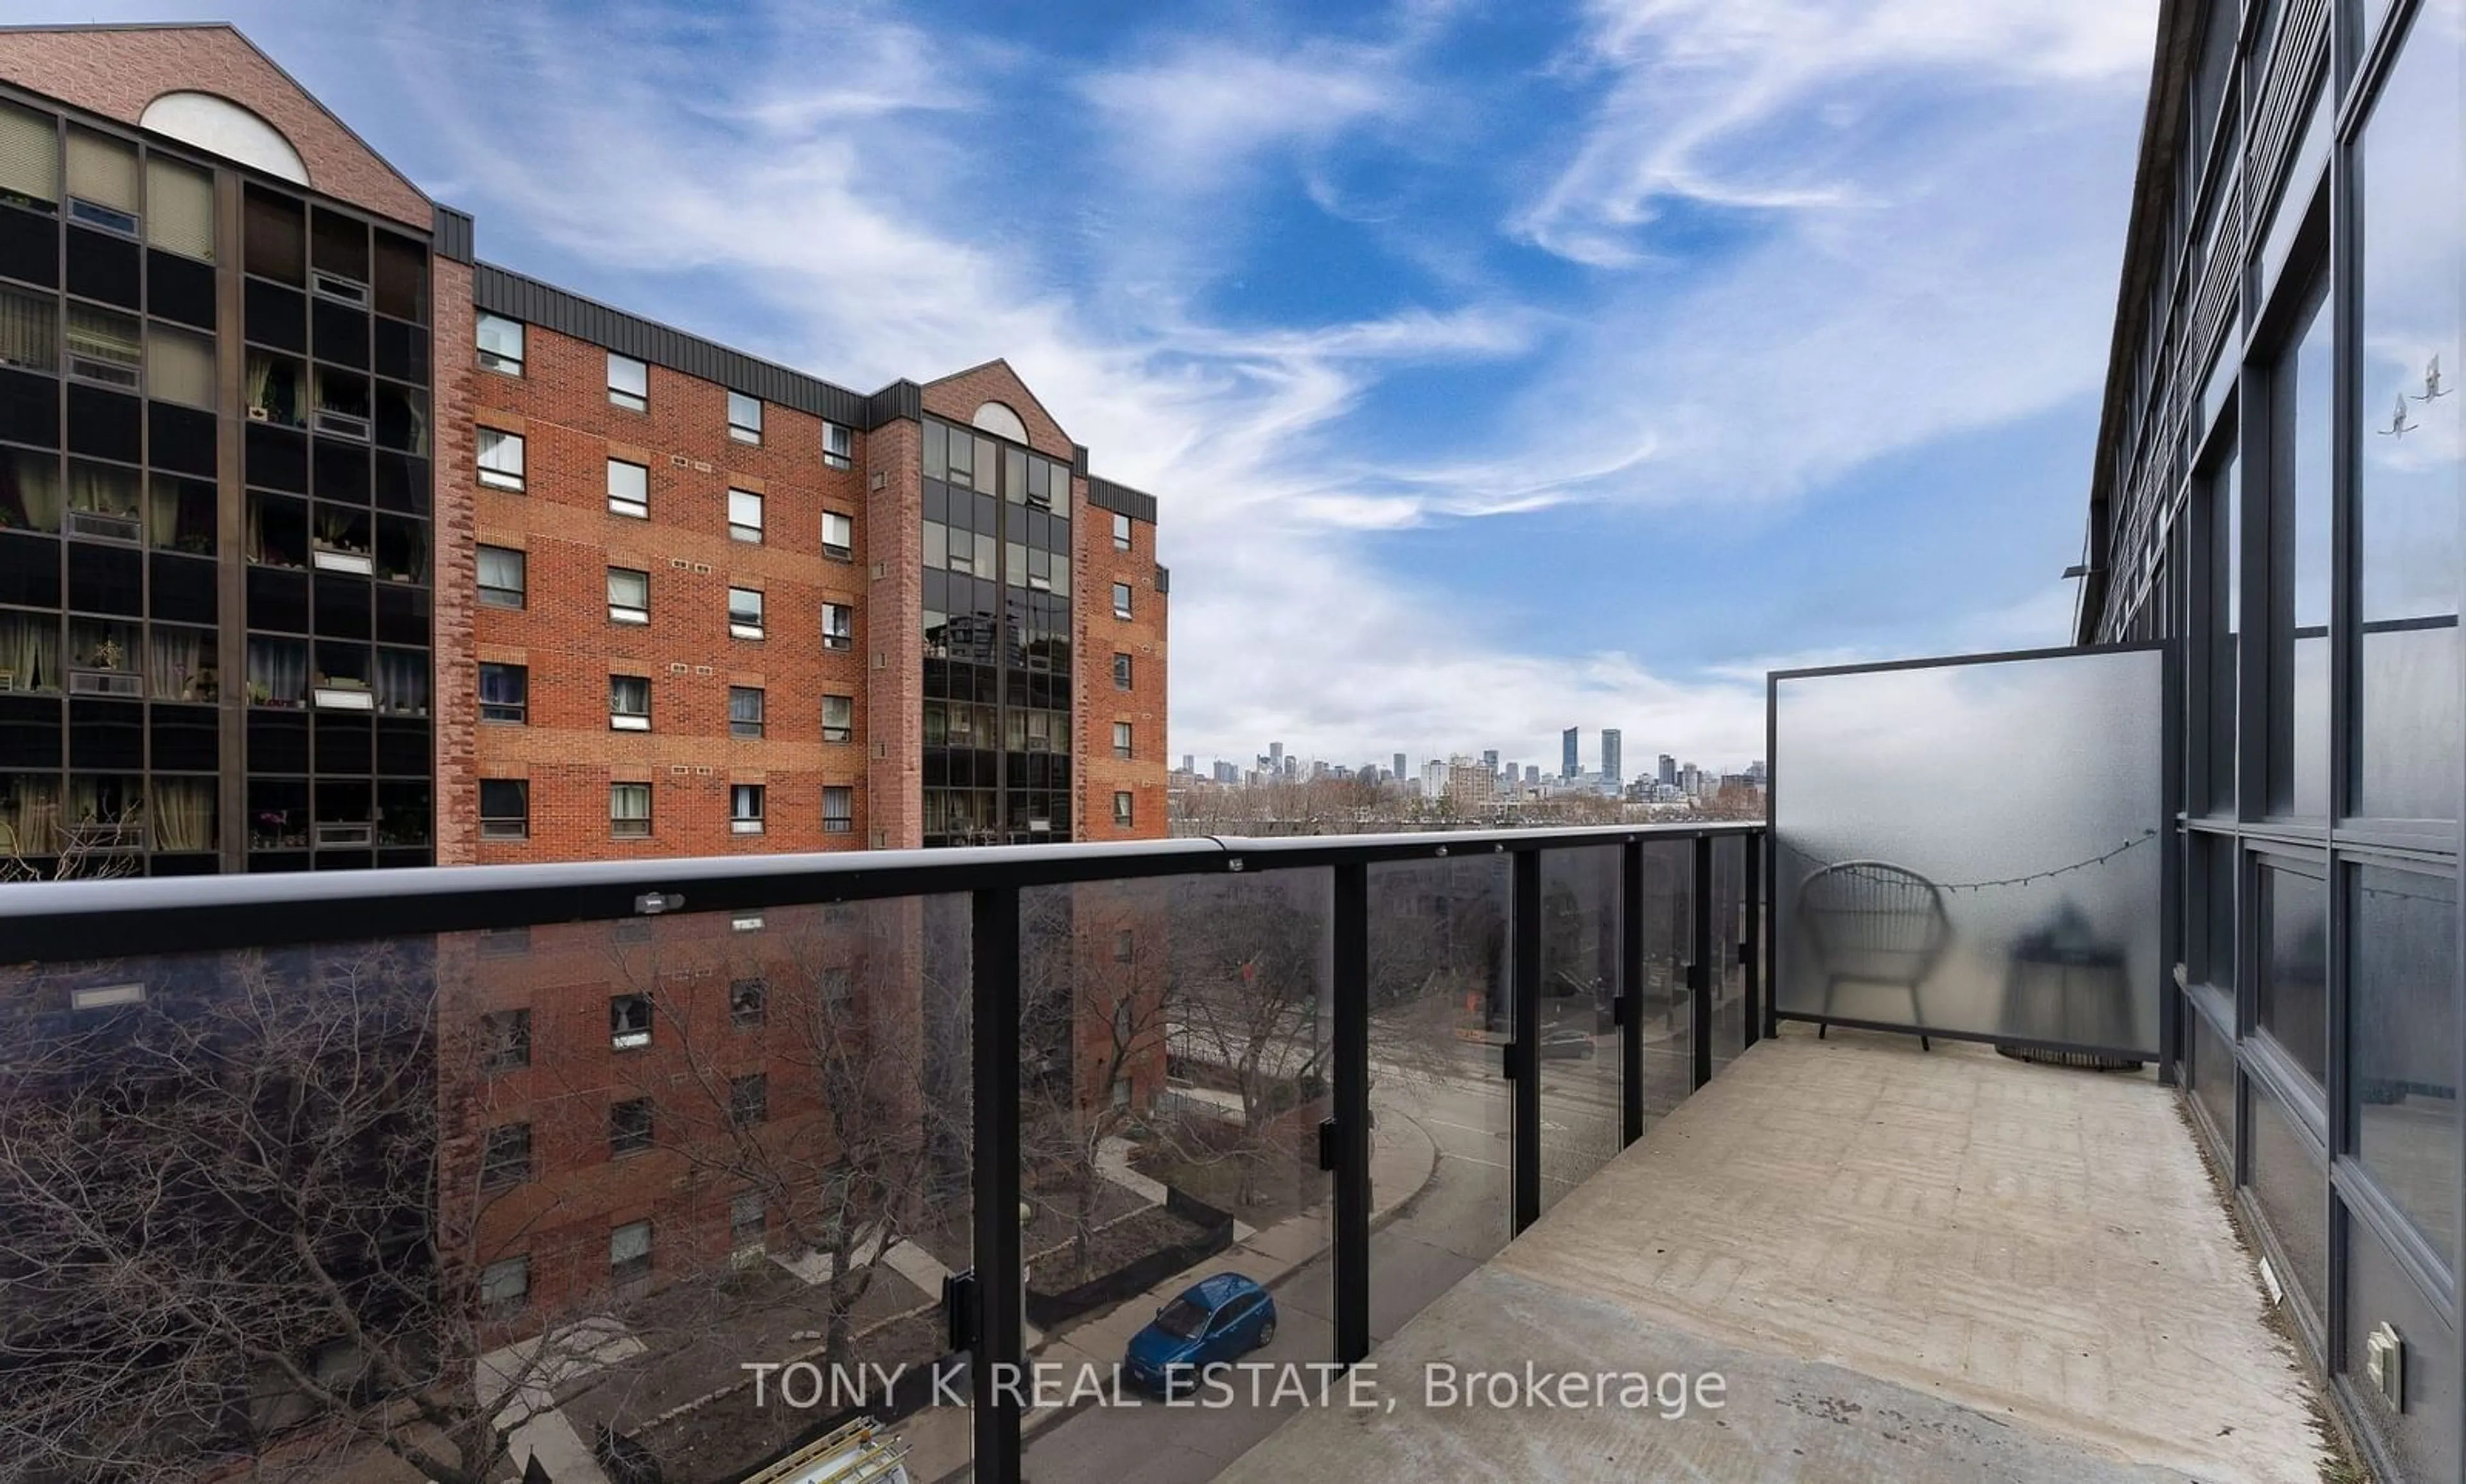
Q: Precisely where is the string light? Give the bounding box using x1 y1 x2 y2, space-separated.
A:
1778 828 2158 894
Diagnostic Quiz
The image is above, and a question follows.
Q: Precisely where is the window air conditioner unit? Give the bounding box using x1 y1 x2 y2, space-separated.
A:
311 271 369 306
67 354 138 388
313 686 375 711
312 547 374 575
67 509 140 543
315 410 370 441
315 823 373 847
69 669 143 697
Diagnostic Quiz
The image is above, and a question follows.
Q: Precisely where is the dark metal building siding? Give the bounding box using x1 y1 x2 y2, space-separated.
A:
430 205 474 265
1154 564 1170 596
1087 476 1159 525
865 380 922 430
471 262 871 426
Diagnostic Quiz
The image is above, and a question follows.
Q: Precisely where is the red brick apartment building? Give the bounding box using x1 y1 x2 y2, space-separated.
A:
0 24 1175 1462
0 21 1171 875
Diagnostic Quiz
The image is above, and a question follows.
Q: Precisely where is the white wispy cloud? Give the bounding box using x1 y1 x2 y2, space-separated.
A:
155 0 2156 771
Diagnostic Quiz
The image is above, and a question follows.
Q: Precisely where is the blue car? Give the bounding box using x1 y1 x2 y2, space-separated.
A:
1123 1272 1277 1393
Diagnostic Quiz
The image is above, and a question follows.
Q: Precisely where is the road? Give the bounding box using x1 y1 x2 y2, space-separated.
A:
1016 1012 1685 1484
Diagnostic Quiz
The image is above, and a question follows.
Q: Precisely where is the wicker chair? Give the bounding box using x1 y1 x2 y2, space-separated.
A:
1796 860 1950 1049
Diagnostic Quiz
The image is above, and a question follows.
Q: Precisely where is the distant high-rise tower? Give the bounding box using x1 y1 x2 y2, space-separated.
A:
1394 752 1408 781
1658 754 1677 787
1602 729 1623 787
1562 728 1580 779
1270 742 1284 771
1526 765 1540 786
1482 749 1500 775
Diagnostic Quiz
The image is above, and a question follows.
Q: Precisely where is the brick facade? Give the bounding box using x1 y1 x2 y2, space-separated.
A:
1078 493 1170 842
467 326 873 861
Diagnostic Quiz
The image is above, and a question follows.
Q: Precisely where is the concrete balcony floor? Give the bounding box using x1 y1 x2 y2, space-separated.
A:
1218 1026 2327 1484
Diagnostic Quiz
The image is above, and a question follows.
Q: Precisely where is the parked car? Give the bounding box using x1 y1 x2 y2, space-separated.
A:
1539 1026 1597 1060
1123 1272 1277 1393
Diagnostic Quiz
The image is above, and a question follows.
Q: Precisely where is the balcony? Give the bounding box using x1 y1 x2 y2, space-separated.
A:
0 782 2379 1484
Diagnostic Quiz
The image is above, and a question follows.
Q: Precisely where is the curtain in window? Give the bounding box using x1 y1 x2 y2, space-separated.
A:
0 450 60 532
0 775 60 856
68 777 142 837
0 612 58 693
479 665 524 712
374 649 428 715
147 625 207 701
144 155 213 261
152 778 214 852
65 303 139 369
0 288 55 371
64 128 137 212
0 101 58 206
245 493 267 562
247 636 306 706
149 477 214 554
145 324 214 408
67 461 137 517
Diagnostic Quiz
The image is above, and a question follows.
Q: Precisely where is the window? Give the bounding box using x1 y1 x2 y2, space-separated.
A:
1112 582 1133 620
729 586 765 640
609 1220 652 1287
823 421 853 470
608 1101 651 1155
2257 862 2327 1086
1113 722 1133 760
66 128 137 236
480 663 527 724
478 927 530 958
609 674 651 731
822 603 852 650
731 1192 765 1248
66 303 140 387
482 1009 531 1072
479 780 528 840
482 1123 533 1189
607 458 649 519
1113 791 1133 827
1113 653 1132 690
823 694 854 744
728 390 763 444
2350 866 2460 1268
611 782 652 838
731 783 765 834
609 997 652 1053
478 546 526 608
476 313 524 374
608 567 649 624
729 489 763 543
608 352 648 411
476 428 524 491
822 510 853 560
480 1256 529 1314
730 1073 769 1128
1112 512 1132 550
823 787 853 834
145 155 213 260
1114 929 1135 964
728 686 765 739
730 977 766 1028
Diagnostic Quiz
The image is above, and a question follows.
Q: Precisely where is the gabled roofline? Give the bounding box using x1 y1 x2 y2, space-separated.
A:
927 356 1074 445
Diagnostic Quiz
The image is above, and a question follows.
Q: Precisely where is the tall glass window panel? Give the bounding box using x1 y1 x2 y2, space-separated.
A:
2255 860 2328 1087
2349 864 2458 1268
2354 8 2463 821
2269 283 2332 818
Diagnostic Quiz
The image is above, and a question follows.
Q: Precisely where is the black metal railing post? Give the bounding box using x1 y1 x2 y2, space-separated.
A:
1511 848 1543 1232
970 886 1023 1484
1619 838 1645 1146
1742 832 1762 1051
1692 833 1715 1090
1331 862 1372 1366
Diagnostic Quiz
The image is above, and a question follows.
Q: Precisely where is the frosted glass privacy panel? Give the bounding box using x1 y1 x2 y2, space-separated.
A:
1773 648 2165 1054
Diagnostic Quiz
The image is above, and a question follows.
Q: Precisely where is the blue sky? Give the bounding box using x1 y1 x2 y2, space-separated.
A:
31 0 2159 773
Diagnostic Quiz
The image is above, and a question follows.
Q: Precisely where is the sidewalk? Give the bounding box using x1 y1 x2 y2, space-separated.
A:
900 1103 1442 1482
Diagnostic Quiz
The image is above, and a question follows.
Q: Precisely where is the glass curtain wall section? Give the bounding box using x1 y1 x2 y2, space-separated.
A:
0 101 226 875
2104 1 2463 1476
240 184 432 873
920 415 1072 847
